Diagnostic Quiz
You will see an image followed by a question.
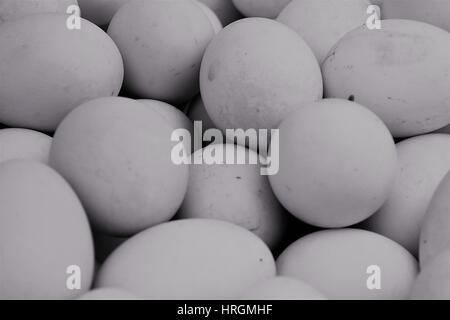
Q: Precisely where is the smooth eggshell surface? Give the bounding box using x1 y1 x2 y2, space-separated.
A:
0 160 94 299
420 171 450 267
49 97 189 236
0 0 77 23
96 219 276 299
277 229 418 300
323 19 450 137
0 14 123 131
277 0 370 63
239 276 326 300
178 144 287 249
0 128 52 164
107 0 215 104
200 17 322 132
365 134 450 256
269 99 397 228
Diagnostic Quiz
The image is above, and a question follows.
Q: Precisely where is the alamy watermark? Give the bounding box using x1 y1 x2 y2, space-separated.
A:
170 121 279 176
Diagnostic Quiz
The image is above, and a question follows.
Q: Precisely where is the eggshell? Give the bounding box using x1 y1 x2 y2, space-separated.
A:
277 229 418 300
49 97 189 236
240 277 326 300
277 0 370 63
365 134 450 256
0 128 52 164
269 99 397 228
410 250 450 300
323 19 450 137
0 160 94 299
420 172 450 267
78 0 130 27
178 144 287 249
383 0 450 32
107 0 215 104
0 0 77 23
200 17 322 132
198 0 242 25
232 0 291 18
0 14 123 131
77 288 140 300
96 219 276 299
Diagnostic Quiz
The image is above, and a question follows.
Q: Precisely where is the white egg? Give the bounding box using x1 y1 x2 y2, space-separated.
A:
200 17 322 132
107 0 215 104
365 134 450 256
0 160 94 299
96 219 276 299
277 229 418 300
323 19 450 137
49 97 189 236
0 128 52 164
269 99 397 228
0 14 123 131
178 143 288 249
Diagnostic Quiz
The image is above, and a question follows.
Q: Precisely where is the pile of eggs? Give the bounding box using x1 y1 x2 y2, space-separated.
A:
2 0 450 300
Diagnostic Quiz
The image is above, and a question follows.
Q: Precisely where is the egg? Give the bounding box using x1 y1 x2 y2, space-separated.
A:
323 19 450 137
239 276 326 300
0 0 77 23
77 0 130 27
277 0 370 63
0 160 94 299
49 97 189 236
107 0 215 104
232 0 292 18
269 99 397 228
383 0 450 32
410 250 450 300
365 134 450 256
200 17 322 132
96 219 276 299
77 288 140 300
277 229 418 300
178 144 287 249
198 0 242 25
0 128 52 164
0 14 123 131
420 171 450 268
